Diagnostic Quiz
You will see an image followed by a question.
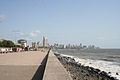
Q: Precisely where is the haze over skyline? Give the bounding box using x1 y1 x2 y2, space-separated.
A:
0 0 120 48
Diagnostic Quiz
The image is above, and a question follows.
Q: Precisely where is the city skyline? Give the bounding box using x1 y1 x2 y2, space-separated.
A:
0 0 120 48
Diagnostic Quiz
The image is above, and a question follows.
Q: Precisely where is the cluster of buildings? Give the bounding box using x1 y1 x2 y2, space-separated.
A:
0 36 99 53
30 36 49 51
0 36 49 53
52 43 99 49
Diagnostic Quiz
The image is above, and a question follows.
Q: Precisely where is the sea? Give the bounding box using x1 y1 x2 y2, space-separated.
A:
54 49 120 80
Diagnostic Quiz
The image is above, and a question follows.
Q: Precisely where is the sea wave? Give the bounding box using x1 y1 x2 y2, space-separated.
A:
55 52 120 80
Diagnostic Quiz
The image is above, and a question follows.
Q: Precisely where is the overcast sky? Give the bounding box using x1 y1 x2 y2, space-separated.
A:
0 0 120 48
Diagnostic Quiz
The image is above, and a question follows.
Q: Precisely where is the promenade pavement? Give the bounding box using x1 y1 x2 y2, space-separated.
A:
0 50 48 80
43 50 72 80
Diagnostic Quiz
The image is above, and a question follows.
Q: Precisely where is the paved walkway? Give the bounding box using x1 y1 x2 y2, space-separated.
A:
0 49 72 80
43 50 72 80
0 50 48 80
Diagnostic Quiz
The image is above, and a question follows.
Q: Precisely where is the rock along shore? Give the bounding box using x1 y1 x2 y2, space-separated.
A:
54 53 118 80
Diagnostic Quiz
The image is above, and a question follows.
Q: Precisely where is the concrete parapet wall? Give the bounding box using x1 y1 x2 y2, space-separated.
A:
43 50 72 80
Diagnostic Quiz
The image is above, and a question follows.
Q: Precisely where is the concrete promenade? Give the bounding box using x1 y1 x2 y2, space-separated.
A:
43 50 72 80
0 49 72 80
0 49 48 80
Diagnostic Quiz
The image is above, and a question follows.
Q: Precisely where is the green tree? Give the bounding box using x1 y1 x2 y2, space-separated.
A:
6 40 15 47
0 41 3 47
2 40 7 47
0 40 15 47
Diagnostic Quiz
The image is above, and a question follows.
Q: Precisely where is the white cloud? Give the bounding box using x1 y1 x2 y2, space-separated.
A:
30 32 37 37
29 30 40 37
0 15 6 22
12 30 25 36
12 30 41 40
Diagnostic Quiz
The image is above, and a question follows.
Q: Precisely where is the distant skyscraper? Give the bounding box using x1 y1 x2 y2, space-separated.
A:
43 36 49 47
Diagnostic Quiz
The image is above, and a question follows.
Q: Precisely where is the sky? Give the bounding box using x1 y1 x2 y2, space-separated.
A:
0 0 120 48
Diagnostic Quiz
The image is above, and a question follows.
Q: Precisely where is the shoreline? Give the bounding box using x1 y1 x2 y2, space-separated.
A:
54 52 118 80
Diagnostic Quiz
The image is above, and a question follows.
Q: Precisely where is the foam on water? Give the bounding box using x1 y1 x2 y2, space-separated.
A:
60 53 120 80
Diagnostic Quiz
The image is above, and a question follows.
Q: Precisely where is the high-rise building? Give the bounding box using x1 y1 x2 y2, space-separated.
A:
43 36 49 47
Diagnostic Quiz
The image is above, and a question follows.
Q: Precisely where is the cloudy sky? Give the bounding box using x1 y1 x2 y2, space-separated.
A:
0 0 120 48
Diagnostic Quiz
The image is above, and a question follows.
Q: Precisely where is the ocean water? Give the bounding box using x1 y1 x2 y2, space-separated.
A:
54 49 120 80
55 49 120 64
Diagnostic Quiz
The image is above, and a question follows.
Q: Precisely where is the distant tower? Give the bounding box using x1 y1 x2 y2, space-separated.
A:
43 37 45 47
43 36 48 47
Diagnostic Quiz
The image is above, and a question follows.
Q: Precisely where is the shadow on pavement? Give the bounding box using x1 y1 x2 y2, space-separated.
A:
32 49 50 80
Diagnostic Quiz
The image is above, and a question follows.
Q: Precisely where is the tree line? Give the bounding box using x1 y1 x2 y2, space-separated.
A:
0 40 20 47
